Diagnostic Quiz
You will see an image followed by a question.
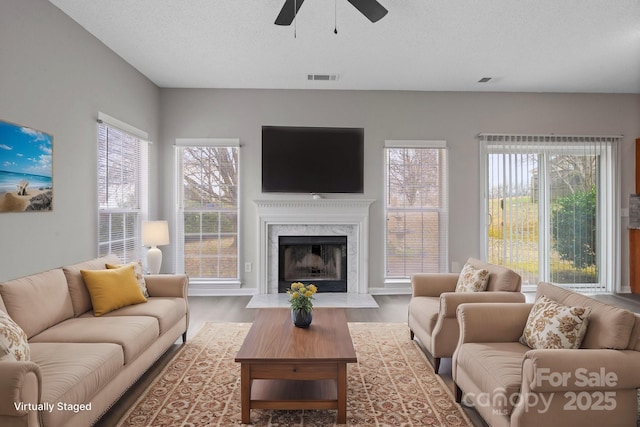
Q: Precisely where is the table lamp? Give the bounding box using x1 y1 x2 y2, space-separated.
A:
142 220 170 274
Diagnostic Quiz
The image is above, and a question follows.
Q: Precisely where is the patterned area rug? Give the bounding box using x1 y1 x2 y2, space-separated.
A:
116 322 473 426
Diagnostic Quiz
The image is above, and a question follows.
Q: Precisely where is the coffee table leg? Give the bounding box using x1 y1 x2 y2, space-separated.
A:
240 364 251 424
337 363 347 424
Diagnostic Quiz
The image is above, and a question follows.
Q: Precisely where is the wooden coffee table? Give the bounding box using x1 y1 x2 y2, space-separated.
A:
235 308 357 424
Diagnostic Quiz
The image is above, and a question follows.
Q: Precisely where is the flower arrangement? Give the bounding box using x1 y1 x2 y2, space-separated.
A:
287 282 318 313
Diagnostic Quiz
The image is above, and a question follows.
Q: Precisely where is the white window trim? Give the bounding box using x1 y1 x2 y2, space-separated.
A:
478 133 620 293
97 114 149 263
383 140 449 285
174 139 241 288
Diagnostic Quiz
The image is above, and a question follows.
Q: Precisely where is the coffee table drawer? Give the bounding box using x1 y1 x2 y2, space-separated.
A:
251 363 337 380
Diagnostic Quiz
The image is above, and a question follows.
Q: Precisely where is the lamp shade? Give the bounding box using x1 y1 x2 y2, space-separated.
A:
141 220 170 247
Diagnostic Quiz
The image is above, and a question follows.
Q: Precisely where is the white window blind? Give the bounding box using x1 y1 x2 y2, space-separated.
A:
384 140 449 279
175 139 240 283
97 116 149 263
480 134 619 293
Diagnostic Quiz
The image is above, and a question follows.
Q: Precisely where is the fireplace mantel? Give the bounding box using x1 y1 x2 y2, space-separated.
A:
254 199 375 294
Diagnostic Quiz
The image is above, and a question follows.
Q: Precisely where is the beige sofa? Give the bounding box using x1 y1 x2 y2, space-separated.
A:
408 258 524 372
453 281 640 427
0 255 189 427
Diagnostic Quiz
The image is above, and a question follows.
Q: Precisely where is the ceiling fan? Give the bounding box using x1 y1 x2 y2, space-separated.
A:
275 0 388 26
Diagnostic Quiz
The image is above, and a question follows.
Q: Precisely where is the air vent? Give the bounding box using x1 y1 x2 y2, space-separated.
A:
478 77 492 83
308 74 339 81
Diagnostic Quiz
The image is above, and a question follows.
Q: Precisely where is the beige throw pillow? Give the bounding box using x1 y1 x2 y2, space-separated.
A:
520 295 591 349
0 309 30 361
455 263 489 292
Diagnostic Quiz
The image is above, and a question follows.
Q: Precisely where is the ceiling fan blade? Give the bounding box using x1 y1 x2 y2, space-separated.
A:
275 0 306 26
346 0 388 23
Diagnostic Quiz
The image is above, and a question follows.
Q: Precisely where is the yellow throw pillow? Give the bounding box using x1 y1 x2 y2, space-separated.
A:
80 265 147 316
106 261 149 297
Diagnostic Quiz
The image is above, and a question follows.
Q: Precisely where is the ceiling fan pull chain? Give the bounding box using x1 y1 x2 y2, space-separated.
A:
294 0 297 38
334 0 338 34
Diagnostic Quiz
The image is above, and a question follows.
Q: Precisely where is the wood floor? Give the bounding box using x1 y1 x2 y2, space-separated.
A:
96 293 640 427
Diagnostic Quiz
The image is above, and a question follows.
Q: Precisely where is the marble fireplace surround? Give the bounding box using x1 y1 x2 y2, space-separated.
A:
255 199 374 295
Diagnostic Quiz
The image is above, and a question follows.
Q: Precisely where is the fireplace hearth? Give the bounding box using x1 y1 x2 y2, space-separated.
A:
278 235 348 293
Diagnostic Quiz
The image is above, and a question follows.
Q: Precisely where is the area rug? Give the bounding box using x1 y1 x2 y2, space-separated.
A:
116 322 473 426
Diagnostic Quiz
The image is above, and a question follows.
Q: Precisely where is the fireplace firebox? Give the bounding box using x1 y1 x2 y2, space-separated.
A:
278 235 348 293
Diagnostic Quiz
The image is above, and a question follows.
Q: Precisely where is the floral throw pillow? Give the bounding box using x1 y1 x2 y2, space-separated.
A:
455 263 490 292
520 295 591 349
0 309 30 362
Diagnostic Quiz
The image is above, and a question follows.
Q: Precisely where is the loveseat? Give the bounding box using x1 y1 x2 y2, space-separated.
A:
408 258 524 372
453 281 640 427
0 255 189 427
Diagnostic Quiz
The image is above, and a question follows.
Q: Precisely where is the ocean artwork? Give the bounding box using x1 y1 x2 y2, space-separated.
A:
0 120 53 212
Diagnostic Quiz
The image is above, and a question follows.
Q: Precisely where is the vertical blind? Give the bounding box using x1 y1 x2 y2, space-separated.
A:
384 140 449 279
480 134 619 293
97 117 149 263
175 139 240 283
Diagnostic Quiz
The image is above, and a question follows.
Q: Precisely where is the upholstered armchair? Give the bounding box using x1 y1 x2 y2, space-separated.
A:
408 257 524 373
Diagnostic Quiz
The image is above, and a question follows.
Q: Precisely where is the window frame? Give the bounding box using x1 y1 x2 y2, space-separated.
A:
96 112 149 263
383 140 449 284
174 138 241 286
479 134 620 293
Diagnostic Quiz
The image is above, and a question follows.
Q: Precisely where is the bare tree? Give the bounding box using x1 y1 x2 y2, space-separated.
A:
182 147 238 208
387 148 441 207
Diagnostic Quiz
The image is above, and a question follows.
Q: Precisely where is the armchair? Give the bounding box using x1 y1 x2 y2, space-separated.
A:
407 257 524 373
452 282 640 427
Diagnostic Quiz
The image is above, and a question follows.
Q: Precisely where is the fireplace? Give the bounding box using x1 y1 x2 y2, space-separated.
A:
255 199 374 294
278 235 348 293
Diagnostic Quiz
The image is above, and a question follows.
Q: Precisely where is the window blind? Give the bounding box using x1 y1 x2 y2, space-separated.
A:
479 134 619 292
97 118 149 263
175 139 240 283
384 140 449 279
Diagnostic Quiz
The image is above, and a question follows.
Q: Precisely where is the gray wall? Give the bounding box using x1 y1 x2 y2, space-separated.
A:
0 0 160 280
2 1 639 292
159 89 640 292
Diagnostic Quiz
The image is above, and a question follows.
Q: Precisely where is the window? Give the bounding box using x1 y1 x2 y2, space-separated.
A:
97 113 149 263
175 139 240 283
480 134 619 293
384 141 448 281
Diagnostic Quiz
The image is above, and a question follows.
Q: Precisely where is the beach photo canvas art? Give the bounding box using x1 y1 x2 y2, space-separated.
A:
0 119 53 212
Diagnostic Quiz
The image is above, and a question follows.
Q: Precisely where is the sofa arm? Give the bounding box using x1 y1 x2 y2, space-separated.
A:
457 302 533 343
0 361 41 417
440 291 525 318
411 273 458 297
523 349 640 392
144 274 189 298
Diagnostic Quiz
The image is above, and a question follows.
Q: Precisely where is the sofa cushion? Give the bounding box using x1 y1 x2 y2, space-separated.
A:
467 257 521 292
63 254 121 317
30 342 123 427
455 263 489 292
537 282 637 350
520 295 591 349
563 293 636 350
0 309 30 361
106 261 149 297
81 265 147 316
29 316 158 364
101 297 187 335
456 341 530 416
0 268 74 339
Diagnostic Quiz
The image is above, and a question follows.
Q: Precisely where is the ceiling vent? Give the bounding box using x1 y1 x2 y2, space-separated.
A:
308 74 339 81
478 77 492 83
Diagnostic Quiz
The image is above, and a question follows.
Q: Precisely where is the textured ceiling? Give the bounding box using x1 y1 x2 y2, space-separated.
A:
48 0 640 93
